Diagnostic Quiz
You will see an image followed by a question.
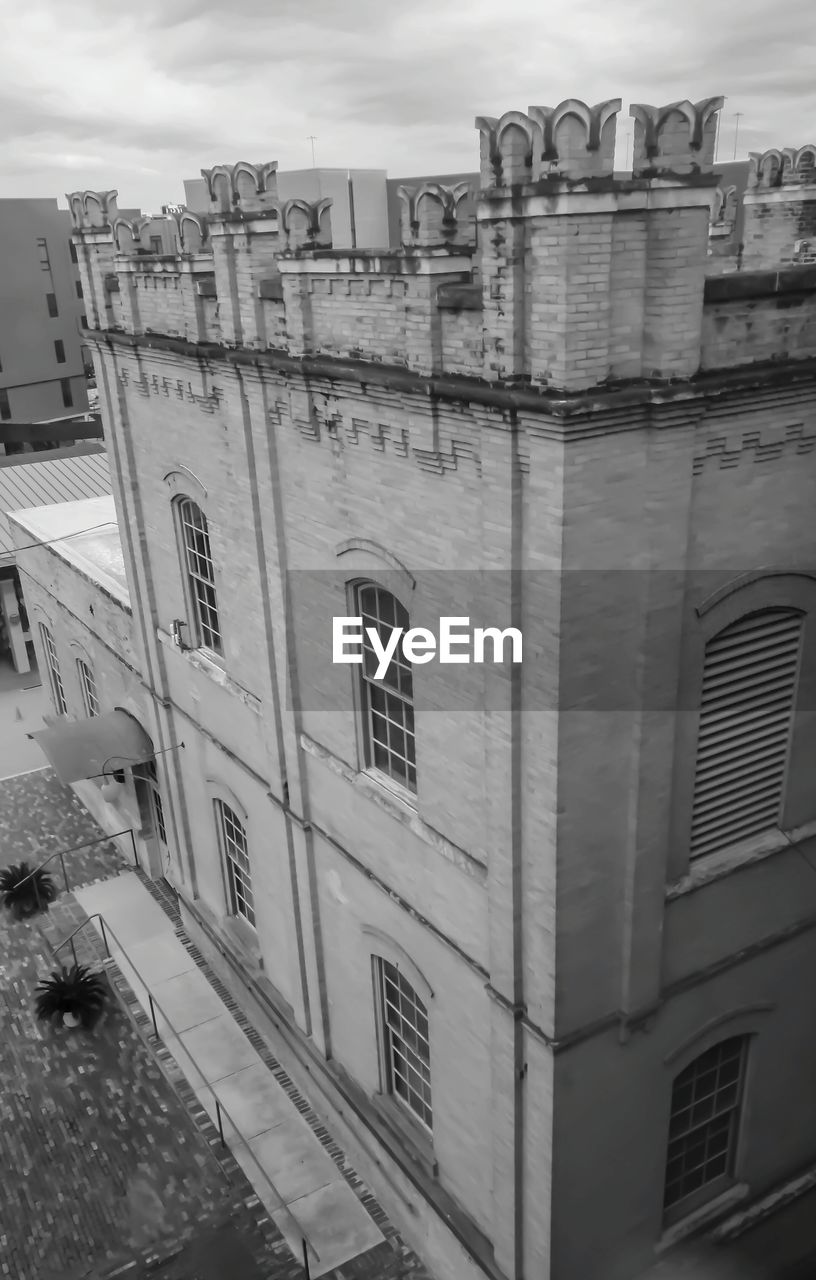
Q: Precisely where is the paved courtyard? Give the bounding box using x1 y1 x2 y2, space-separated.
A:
0 771 292 1280
0 768 434 1280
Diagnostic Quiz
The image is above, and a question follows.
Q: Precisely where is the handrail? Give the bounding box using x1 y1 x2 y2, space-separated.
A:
51 912 320 1275
13 828 140 915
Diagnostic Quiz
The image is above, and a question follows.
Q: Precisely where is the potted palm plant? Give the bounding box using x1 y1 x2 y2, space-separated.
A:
0 862 58 920
34 963 110 1029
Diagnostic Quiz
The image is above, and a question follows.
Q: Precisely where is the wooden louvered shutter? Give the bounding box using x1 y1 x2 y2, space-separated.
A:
690 610 803 859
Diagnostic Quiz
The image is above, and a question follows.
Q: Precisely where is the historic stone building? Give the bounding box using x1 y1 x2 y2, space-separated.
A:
12 96 816 1280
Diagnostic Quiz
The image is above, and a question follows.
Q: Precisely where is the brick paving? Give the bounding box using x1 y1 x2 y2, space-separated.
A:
0 768 436 1280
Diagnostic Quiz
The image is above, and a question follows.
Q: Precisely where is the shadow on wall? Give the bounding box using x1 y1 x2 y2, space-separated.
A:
634 1246 777 1280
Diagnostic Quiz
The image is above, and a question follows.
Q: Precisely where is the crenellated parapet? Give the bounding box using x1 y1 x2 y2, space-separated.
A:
710 186 738 228
742 143 816 269
397 183 475 248
747 146 816 190
200 161 279 214
75 88 796 391
66 189 120 231
277 198 333 250
630 98 723 175
168 210 211 255
112 216 153 254
475 99 621 187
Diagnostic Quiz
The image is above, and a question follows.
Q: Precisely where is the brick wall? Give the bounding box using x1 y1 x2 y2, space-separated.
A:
49 103 816 1280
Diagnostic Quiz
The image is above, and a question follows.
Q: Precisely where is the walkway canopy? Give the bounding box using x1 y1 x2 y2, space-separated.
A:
32 709 153 784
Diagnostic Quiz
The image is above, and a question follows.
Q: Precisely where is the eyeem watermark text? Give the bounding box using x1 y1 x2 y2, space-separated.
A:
333 616 523 679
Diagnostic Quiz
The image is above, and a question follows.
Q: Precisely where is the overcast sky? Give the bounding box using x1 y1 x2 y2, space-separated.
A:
1 0 814 211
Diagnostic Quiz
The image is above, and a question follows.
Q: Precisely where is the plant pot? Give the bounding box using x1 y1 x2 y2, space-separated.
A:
63 1010 81 1028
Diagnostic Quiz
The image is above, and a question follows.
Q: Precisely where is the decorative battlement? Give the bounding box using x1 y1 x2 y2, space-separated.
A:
276 198 333 250
112 216 154 254
396 183 475 247
741 144 816 270
475 99 621 186
710 186 738 230
200 162 279 214
630 98 723 175
67 189 119 230
170 211 210 254
748 146 816 189
70 91 816 391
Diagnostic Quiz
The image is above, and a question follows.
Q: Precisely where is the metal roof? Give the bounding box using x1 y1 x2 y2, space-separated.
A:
0 448 112 559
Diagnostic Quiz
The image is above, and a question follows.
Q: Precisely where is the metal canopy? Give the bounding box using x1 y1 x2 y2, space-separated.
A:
32 709 153 785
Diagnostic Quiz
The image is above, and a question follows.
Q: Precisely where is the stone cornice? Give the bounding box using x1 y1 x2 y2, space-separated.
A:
87 327 816 426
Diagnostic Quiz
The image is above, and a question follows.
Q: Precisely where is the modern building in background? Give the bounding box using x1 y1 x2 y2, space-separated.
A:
0 199 91 424
12 101 816 1280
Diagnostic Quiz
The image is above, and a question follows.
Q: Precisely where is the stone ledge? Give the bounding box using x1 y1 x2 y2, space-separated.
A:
704 263 816 302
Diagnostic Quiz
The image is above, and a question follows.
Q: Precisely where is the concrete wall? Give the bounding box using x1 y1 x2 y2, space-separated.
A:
0 201 89 421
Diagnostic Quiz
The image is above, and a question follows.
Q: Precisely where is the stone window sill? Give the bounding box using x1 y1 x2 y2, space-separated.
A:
374 1093 438 1180
362 766 419 817
192 892 264 974
299 732 487 882
157 627 261 714
667 818 816 900
656 1183 750 1253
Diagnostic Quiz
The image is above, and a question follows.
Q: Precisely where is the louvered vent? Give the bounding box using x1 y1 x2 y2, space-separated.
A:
690 610 803 859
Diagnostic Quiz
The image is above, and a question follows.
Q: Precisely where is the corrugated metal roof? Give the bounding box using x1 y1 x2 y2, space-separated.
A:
0 450 112 558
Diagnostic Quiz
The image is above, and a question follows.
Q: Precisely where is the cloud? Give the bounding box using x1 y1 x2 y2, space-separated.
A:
0 0 815 208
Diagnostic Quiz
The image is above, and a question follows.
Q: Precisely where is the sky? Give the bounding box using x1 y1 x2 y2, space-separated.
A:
1 0 815 212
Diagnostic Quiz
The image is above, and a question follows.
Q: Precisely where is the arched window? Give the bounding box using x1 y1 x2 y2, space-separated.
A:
664 1036 749 1217
356 584 416 792
76 658 99 718
176 498 222 654
690 609 803 858
40 624 66 715
374 957 432 1131
214 799 255 927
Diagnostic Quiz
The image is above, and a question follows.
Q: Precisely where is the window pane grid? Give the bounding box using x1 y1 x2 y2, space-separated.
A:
358 586 416 790
179 500 222 653
664 1038 746 1211
135 760 168 847
40 625 66 715
380 959 432 1130
216 800 255 927
77 659 99 717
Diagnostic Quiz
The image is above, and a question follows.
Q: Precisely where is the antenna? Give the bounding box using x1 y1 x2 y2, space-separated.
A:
307 136 317 168
733 113 743 161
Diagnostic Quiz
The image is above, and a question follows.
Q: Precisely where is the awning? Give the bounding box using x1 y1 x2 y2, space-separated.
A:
32 709 154 784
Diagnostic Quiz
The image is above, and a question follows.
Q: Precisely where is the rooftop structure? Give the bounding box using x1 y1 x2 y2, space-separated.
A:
0 443 111 560
11 493 125 603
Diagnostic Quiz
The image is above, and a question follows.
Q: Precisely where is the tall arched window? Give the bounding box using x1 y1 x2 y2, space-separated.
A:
76 658 99 717
690 608 803 858
40 624 66 715
214 799 255 927
374 957 432 1131
356 584 416 792
177 498 222 654
664 1036 749 1218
